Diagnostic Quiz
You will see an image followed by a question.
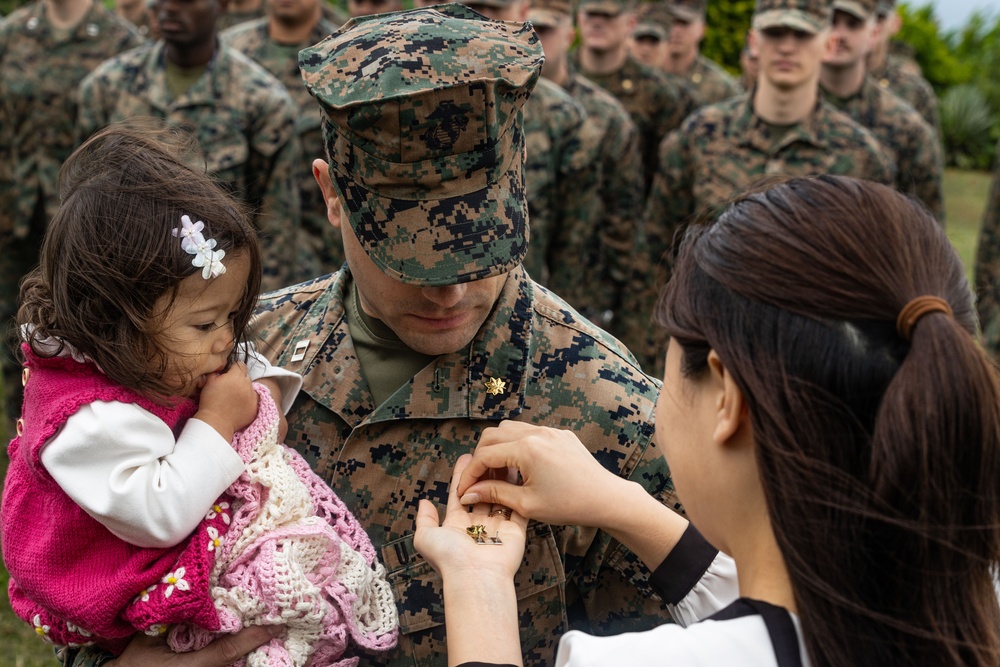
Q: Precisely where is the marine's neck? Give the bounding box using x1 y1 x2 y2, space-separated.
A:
45 0 93 30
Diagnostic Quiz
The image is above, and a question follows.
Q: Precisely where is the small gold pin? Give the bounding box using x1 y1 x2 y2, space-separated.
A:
484 377 507 396
290 340 309 362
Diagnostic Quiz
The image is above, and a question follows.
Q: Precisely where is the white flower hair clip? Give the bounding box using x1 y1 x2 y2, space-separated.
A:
172 215 227 279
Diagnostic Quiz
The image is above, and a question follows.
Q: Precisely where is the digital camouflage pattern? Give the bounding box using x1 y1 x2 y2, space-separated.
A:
222 15 345 280
684 54 742 108
752 0 832 33
298 4 543 287
974 140 1000 358
629 93 895 373
247 266 676 667
823 75 944 222
871 54 942 142
521 77 603 288
551 69 644 336
666 0 705 21
0 0 142 422
77 40 303 293
572 52 694 194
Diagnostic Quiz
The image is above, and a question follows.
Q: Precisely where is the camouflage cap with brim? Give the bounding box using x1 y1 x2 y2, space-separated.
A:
753 0 831 34
634 1 672 35
577 0 637 17
875 0 894 16
667 0 706 22
528 0 572 27
299 4 543 287
833 0 876 19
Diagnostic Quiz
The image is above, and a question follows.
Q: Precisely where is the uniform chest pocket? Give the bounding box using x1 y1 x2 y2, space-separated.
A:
380 521 567 636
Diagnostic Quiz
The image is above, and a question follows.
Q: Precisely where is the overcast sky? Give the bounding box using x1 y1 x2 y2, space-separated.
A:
923 0 999 31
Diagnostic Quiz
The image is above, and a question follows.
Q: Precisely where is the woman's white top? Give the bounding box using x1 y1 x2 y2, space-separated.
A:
556 527 809 667
36 341 302 549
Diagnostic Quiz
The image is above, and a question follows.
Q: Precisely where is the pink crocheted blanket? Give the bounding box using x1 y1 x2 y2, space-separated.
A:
126 384 398 666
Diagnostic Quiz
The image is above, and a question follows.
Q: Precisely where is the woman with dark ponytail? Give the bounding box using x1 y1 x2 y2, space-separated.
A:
412 175 1000 666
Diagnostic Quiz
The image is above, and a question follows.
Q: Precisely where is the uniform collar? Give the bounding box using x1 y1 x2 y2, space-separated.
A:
288 266 533 427
138 39 225 111
731 89 830 153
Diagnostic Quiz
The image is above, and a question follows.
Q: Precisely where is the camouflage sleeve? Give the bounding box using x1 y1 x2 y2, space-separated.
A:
569 422 681 635
595 114 644 331
900 118 945 224
974 145 1000 358
618 128 692 373
76 69 110 146
248 97 302 293
59 645 115 667
545 105 605 311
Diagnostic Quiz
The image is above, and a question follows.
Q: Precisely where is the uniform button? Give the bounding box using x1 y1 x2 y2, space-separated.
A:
16 419 25 436
26 16 39 30
622 79 634 92
22 367 30 386
85 23 99 36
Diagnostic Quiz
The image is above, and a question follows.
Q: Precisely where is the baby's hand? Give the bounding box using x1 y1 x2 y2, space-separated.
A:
196 363 259 441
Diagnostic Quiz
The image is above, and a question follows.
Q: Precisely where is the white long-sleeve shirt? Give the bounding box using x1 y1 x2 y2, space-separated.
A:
38 344 302 549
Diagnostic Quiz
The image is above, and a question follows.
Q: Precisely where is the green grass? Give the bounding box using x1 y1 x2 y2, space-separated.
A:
0 169 993 666
944 167 993 282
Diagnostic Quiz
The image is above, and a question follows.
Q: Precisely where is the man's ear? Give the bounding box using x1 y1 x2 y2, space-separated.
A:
747 28 760 58
706 350 747 447
312 159 344 230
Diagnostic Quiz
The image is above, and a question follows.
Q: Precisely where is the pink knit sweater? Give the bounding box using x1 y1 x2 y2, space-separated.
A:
1 347 225 653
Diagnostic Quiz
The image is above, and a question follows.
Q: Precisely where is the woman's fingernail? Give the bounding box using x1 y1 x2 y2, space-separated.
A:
460 493 479 505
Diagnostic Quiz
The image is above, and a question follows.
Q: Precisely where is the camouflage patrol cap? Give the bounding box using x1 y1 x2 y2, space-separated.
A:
667 0 706 22
753 0 832 34
577 0 637 17
299 4 543 287
528 0 572 28
633 2 671 39
833 0 876 19
875 0 894 16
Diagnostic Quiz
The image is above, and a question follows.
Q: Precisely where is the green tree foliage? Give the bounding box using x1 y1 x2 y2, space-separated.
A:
701 0 754 75
940 84 994 169
896 2 971 91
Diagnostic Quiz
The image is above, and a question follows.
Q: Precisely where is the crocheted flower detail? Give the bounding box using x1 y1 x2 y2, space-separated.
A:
145 623 169 636
65 622 92 637
206 501 230 524
33 614 52 642
135 585 157 603
161 568 190 598
172 215 227 279
207 526 222 552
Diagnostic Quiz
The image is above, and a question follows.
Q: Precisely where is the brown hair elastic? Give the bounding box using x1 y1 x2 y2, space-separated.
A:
896 296 953 341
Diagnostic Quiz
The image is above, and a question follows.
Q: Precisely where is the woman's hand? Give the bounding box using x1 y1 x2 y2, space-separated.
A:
455 420 632 530
413 454 527 666
414 454 528 581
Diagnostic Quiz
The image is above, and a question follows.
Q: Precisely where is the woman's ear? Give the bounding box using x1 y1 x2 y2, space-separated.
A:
312 159 344 230
706 350 748 446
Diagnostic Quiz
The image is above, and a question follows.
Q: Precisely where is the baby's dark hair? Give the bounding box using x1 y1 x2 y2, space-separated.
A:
18 121 262 402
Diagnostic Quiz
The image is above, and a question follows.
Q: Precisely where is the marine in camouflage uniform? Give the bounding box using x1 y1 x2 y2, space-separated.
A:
974 141 1000 358
868 0 941 140
0 0 142 425
456 0 603 292
78 39 303 292
820 0 943 221
664 0 741 108
221 9 343 281
629 0 895 374
270 6 678 665
573 0 693 195
530 0 644 336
